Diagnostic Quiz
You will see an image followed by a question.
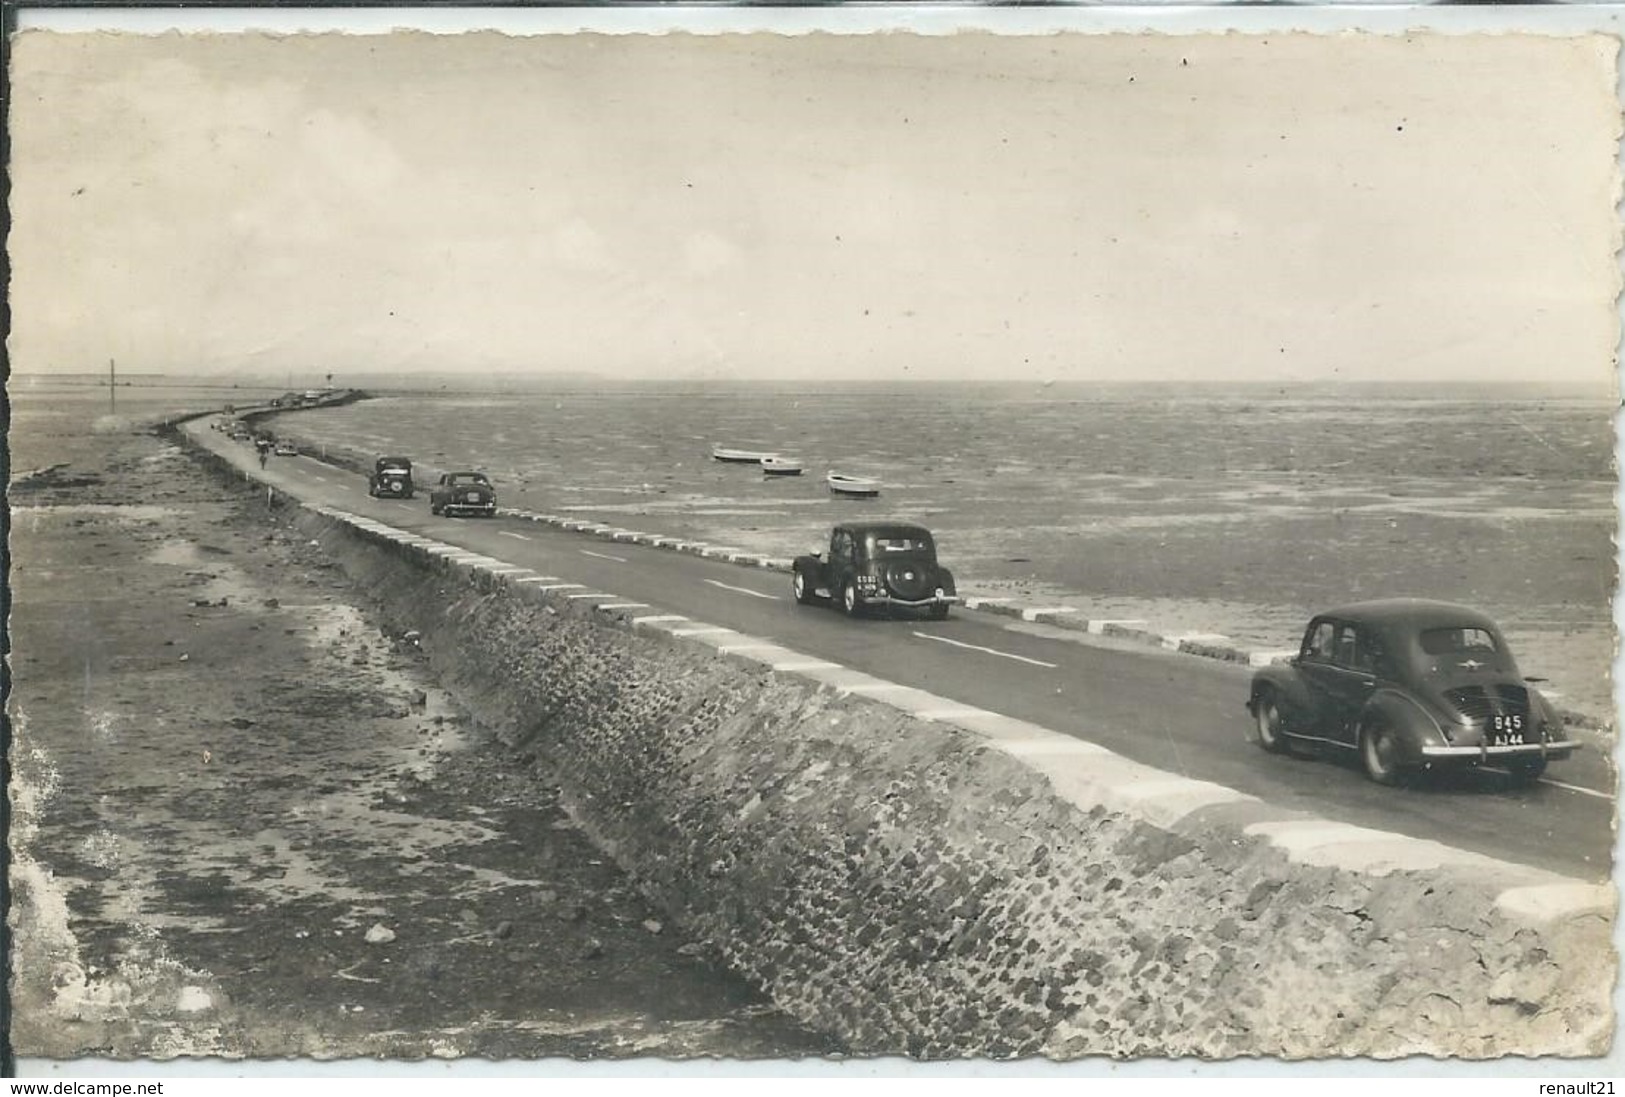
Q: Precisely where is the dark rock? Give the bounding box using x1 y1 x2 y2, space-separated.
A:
494 920 514 940
229 717 255 729
581 938 604 960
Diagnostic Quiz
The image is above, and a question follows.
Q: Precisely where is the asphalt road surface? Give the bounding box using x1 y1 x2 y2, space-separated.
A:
193 419 1616 882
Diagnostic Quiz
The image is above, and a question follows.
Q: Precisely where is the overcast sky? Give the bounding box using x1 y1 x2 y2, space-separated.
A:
8 30 1619 386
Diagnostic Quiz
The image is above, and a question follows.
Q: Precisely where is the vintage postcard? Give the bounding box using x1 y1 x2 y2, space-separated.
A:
6 11 1619 1079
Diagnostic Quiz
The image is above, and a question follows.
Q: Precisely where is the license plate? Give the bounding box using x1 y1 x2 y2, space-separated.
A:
1489 712 1527 745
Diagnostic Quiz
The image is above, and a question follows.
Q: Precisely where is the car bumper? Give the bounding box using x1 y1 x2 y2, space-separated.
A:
1421 739 1580 761
857 593 960 608
442 502 495 516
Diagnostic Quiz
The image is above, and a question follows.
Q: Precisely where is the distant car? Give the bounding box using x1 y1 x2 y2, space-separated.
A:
792 521 957 619
368 456 415 499
1245 599 1579 786
430 471 495 517
273 441 297 457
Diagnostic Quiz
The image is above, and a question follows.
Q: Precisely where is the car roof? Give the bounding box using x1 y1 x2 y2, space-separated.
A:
447 470 488 477
835 520 934 539
1314 598 1501 632
378 455 412 463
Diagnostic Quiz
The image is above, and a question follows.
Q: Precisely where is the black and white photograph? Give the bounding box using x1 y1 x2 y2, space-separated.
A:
5 6 1620 1076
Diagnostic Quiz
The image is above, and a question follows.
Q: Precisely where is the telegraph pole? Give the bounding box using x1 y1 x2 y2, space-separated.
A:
109 358 116 415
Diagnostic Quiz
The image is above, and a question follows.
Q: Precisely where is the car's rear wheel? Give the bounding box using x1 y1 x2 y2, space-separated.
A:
793 569 817 605
1359 720 1403 786
1505 755 1548 786
842 581 862 618
1252 688 1289 754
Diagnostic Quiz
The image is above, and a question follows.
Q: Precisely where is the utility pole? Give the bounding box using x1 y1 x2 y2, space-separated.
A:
109 358 116 415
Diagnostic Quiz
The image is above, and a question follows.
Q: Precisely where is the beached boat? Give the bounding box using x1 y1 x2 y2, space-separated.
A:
712 445 779 464
760 456 804 477
826 472 881 497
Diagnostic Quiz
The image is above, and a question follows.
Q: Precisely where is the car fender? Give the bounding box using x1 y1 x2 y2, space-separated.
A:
792 554 827 587
1530 687 1566 738
1358 688 1448 764
1247 664 1315 728
935 566 957 597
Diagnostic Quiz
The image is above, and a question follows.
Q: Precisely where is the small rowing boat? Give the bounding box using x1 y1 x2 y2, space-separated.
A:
712 445 778 464
826 471 881 497
760 456 804 477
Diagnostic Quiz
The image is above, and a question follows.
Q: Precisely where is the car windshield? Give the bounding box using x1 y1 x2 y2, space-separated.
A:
1419 627 1499 655
450 474 489 485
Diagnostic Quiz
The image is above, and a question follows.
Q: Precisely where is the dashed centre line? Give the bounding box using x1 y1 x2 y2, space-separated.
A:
911 631 1057 669
1538 777 1614 800
580 549 628 563
499 531 532 541
703 578 780 601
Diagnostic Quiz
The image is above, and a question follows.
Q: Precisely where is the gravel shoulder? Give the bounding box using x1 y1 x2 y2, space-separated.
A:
8 414 833 1061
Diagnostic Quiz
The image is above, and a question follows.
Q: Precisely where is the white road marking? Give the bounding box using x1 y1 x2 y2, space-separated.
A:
703 578 780 601
598 602 650 610
1537 777 1614 800
911 631 1057 669
513 576 561 584
580 549 628 563
392 503 413 510
536 583 586 592
632 615 689 624
769 658 842 672
499 531 532 541
566 592 612 600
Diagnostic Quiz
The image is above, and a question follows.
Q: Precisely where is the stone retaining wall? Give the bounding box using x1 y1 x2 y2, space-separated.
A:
271 501 1614 1061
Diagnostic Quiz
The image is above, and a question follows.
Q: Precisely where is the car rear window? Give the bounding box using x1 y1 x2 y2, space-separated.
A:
1419 627 1499 655
872 536 930 552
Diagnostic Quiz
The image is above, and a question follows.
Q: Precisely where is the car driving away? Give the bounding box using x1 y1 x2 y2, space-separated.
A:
430 471 496 517
368 456 415 499
273 441 298 457
792 521 957 619
1245 599 1579 786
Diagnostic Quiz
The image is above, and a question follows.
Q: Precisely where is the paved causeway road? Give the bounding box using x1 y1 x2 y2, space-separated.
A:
191 419 1616 881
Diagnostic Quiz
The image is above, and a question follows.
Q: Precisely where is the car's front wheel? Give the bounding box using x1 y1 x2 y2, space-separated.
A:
841 581 862 618
1359 720 1404 786
1252 688 1289 754
793 569 817 605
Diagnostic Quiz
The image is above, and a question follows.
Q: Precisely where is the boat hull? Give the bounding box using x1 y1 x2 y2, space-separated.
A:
713 446 778 463
826 473 881 497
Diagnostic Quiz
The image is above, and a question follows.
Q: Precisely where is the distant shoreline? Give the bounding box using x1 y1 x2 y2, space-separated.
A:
12 373 1611 403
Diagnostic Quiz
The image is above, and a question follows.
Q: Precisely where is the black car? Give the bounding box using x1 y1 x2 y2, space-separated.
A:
792 521 957 619
430 471 496 517
1246 599 1579 786
368 456 415 499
